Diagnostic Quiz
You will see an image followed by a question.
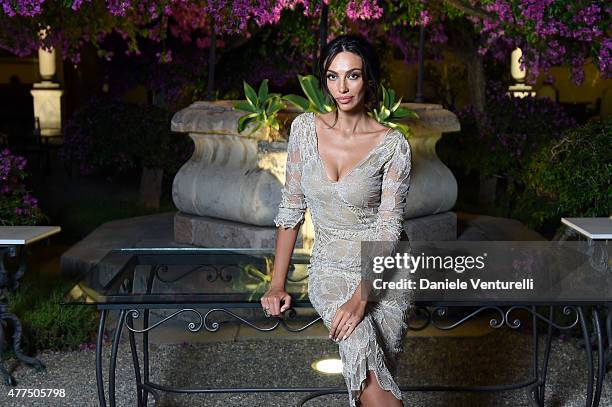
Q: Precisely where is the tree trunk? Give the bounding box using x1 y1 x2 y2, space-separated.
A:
445 20 487 117
314 4 328 75
445 21 493 205
139 167 164 210
471 50 496 206
463 52 496 205
463 52 486 116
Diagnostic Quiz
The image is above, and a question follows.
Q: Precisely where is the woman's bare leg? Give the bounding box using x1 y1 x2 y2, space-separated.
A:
357 370 403 407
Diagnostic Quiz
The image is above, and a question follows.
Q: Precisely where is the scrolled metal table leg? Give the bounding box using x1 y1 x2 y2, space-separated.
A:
578 307 594 407
527 306 543 407
143 308 151 407
127 311 144 407
122 276 144 407
538 306 554 406
96 310 108 407
140 382 160 405
606 307 612 372
591 307 604 407
142 268 155 407
109 310 126 407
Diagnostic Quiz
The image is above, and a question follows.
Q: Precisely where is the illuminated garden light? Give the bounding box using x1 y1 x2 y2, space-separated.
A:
311 358 343 375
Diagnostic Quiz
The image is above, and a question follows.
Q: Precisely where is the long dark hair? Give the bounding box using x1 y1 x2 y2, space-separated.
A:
318 34 381 126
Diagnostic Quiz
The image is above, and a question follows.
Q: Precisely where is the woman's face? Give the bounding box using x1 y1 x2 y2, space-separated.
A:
325 51 366 112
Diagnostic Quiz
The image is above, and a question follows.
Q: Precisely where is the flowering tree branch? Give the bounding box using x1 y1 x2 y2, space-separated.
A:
0 0 608 88
443 0 494 20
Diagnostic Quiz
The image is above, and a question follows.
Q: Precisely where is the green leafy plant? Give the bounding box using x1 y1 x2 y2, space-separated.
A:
237 258 274 302
235 76 416 142
233 79 284 141
234 258 307 302
514 117 612 231
370 84 418 138
282 74 334 114
8 280 99 351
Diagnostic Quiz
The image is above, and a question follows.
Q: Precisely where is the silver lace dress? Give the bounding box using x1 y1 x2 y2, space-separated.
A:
274 112 413 406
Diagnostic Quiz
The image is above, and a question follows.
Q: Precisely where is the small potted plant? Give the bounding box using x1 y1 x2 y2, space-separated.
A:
282 74 334 114
233 79 285 142
371 84 418 138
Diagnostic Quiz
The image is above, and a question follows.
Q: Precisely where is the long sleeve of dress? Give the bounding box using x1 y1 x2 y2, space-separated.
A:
364 137 412 282
273 117 307 229
375 136 412 244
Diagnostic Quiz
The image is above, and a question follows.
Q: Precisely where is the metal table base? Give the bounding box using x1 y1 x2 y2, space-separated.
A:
0 246 45 386
94 303 605 407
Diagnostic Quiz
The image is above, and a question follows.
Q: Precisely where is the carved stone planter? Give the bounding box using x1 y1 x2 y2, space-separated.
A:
171 101 460 249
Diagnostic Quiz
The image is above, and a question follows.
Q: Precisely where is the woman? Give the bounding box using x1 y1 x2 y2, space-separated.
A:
261 34 413 407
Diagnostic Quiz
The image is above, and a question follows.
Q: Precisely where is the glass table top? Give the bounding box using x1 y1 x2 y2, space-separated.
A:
62 248 311 306
62 242 612 307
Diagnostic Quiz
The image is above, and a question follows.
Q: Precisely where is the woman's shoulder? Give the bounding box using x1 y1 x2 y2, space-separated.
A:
287 112 314 152
292 111 314 129
383 129 411 159
288 112 313 140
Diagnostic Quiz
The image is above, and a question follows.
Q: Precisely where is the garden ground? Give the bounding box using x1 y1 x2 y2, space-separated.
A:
0 325 610 407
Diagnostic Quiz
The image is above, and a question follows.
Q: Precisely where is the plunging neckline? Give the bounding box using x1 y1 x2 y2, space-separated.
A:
311 112 393 184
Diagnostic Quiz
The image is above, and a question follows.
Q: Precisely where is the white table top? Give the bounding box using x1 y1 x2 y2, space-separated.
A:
0 226 61 245
561 217 612 240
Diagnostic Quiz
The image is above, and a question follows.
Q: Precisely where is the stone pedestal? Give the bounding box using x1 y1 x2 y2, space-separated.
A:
175 210 457 250
404 212 457 241
31 42 63 137
30 82 63 137
400 103 459 218
175 211 312 249
171 101 460 249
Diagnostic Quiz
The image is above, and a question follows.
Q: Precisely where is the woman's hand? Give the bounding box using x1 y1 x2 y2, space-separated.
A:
329 295 367 342
261 286 292 317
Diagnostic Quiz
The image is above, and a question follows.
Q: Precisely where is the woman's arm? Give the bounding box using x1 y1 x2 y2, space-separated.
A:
358 135 413 301
271 226 300 290
263 116 307 316
375 137 412 245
